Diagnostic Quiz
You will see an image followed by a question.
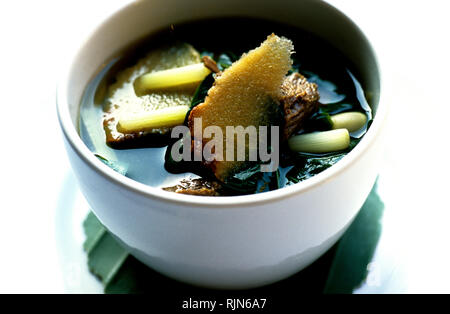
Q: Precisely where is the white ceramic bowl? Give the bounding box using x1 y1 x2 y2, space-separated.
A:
57 0 385 289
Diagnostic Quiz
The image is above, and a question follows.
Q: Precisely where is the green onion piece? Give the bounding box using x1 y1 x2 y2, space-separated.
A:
134 63 211 93
288 129 350 153
330 112 367 132
117 105 190 134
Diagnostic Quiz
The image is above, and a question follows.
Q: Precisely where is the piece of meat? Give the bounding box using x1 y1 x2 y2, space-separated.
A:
280 72 320 140
162 178 223 196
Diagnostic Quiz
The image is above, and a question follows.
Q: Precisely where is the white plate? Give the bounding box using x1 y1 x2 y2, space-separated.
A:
54 170 403 294
55 172 103 293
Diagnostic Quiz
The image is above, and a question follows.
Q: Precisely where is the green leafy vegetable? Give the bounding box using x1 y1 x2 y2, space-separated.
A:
222 164 262 193
221 163 283 194
286 154 345 184
216 53 235 71
165 73 216 174
256 169 282 193
283 136 360 185
200 51 214 59
304 108 333 131
163 140 201 174
322 102 358 115
347 137 360 151
189 73 215 109
95 154 128 175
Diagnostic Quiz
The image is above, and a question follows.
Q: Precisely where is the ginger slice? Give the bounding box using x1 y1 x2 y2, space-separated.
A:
188 34 294 181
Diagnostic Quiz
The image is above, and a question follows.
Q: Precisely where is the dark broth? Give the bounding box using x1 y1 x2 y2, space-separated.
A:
79 17 371 194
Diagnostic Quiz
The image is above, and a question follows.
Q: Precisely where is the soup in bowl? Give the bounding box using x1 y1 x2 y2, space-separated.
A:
57 0 385 289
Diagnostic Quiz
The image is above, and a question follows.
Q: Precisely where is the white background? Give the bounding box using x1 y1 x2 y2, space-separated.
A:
0 0 449 293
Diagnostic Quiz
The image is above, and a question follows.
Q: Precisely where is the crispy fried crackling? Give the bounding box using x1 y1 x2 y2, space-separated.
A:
188 34 293 182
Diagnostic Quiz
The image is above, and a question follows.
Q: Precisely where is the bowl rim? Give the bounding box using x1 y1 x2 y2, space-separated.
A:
56 0 387 208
